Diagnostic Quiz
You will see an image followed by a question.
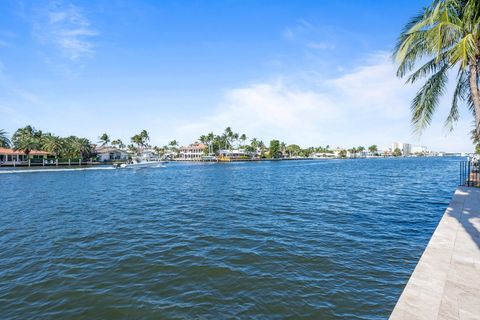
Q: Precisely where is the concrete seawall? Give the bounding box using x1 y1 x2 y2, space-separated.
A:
390 187 480 319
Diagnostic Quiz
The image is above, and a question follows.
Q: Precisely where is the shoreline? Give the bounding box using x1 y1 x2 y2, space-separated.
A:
0 156 464 173
390 187 480 319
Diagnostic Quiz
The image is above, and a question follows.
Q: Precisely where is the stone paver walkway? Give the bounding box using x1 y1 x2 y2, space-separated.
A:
390 187 480 320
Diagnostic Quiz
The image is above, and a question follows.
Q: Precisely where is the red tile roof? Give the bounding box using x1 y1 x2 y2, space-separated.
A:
179 143 206 150
0 148 50 156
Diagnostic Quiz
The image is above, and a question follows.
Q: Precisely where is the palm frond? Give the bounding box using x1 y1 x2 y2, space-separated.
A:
447 33 478 69
411 65 449 133
406 52 449 83
445 70 469 130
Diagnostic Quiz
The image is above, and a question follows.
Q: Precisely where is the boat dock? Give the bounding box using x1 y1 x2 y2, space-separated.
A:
390 187 480 319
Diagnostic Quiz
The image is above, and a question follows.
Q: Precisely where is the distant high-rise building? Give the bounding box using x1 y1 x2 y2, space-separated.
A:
392 142 412 156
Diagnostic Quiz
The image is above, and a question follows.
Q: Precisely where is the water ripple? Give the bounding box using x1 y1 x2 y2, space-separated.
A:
0 157 459 319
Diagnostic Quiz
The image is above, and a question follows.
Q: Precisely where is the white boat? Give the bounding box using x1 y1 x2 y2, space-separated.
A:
117 150 166 168
119 159 166 168
201 154 218 161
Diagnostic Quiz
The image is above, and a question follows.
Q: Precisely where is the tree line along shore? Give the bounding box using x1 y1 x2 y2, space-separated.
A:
0 125 463 167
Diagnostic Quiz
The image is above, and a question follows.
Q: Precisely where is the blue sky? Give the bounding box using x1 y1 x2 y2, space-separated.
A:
0 0 475 152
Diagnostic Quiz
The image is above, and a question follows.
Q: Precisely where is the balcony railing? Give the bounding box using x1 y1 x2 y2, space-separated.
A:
460 160 480 187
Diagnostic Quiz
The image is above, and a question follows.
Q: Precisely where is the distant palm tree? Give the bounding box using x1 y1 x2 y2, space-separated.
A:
258 140 266 157
240 133 247 147
140 130 150 146
98 133 110 146
223 127 234 149
0 129 11 148
42 135 64 158
71 137 92 159
232 132 239 148
207 132 215 154
61 136 92 159
12 125 43 155
169 140 178 148
112 139 125 149
394 0 480 135
131 134 143 154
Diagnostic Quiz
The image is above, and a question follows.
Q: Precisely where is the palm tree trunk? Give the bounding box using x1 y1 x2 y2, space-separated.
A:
469 61 480 136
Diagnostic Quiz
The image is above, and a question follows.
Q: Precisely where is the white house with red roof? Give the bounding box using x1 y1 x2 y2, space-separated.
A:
0 148 50 166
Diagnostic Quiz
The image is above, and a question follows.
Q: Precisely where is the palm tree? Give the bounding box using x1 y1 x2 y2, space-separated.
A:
71 137 92 159
368 145 378 154
98 133 110 146
12 125 43 155
258 140 266 157
240 134 247 147
131 134 143 154
42 135 64 158
111 139 125 149
61 136 92 159
223 127 234 149
0 129 11 148
169 140 178 148
140 130 150 147
250 138 259 150
232 132 239 149
207 132 215 154
394 0 480 135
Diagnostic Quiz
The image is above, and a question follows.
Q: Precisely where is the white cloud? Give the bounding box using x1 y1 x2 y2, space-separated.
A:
34 2 97 61
175 53 474 152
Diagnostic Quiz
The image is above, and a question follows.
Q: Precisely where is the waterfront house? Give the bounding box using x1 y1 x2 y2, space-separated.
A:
178 143 206 161
95 146 129 162
218 149 250 161
0 148 50 166
312 152 335 159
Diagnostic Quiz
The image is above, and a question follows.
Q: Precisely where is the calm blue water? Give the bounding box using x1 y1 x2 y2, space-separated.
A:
0 157 460 319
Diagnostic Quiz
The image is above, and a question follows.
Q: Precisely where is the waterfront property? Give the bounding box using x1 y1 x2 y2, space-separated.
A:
178 143 206 161
0 147 50 166
95 146 129 162
312 152 335 159
217 149 251 161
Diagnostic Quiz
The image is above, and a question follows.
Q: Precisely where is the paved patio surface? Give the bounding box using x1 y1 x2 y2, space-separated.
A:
390 187 480 320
